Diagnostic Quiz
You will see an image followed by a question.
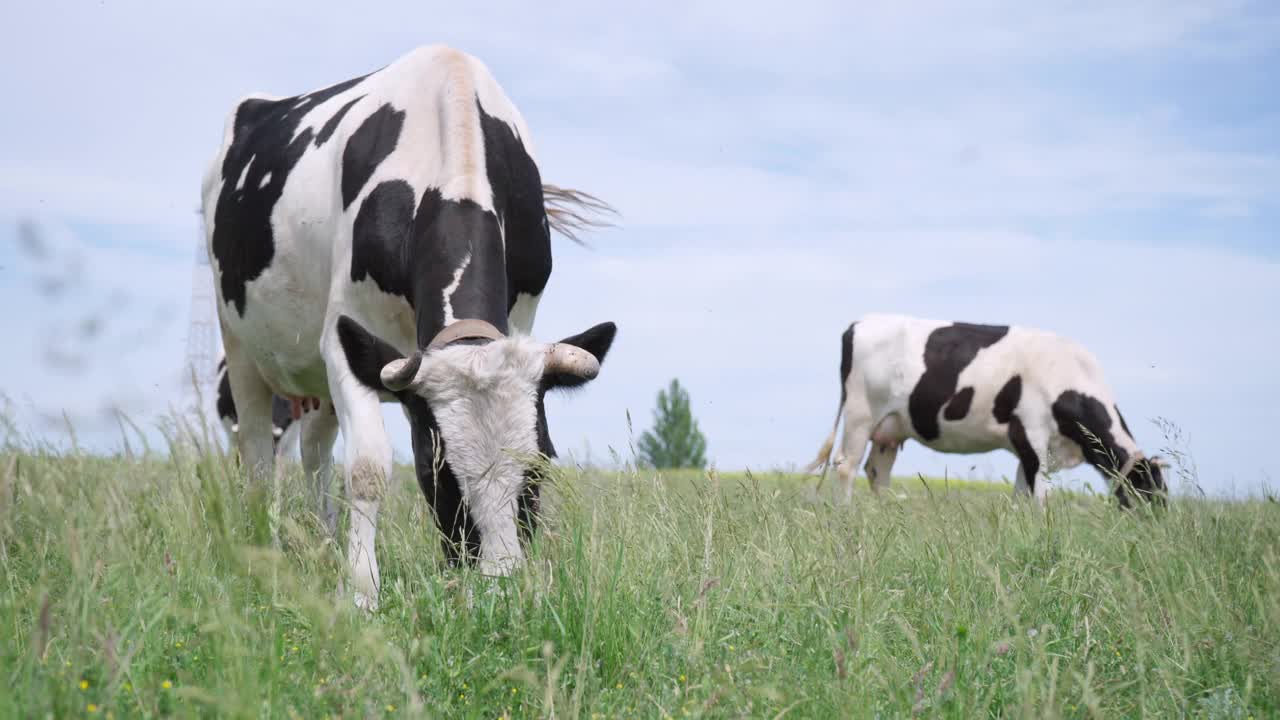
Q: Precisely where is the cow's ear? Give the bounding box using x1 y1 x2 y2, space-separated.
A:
544 321 616 391
337 315 405 393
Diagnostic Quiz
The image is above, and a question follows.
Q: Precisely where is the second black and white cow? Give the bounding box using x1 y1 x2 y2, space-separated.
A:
805 313 1166 507
202 45 616 609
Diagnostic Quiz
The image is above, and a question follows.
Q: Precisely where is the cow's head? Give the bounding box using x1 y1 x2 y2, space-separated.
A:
337 315 615 575
1117 454 1169 508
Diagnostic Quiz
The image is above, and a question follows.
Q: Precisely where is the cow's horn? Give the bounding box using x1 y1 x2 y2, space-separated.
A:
545 343 600 379
381 352 424 392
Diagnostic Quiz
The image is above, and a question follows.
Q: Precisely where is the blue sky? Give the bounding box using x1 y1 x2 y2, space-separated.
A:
1 1 1277 496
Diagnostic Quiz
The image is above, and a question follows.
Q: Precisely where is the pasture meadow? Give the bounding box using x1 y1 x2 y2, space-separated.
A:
1 433 1278 718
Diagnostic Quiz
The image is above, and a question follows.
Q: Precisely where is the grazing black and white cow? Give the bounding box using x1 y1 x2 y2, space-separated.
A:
201 45 617 609
805 313 1167 507
215 355 302 458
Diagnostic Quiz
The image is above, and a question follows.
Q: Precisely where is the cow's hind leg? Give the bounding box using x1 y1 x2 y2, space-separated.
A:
220 330 282 543
834 422 871 505
300 402 340 539
221 341 276 481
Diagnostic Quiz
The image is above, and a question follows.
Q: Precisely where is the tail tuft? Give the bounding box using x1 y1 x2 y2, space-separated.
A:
803 434 836 475
543 184 618 245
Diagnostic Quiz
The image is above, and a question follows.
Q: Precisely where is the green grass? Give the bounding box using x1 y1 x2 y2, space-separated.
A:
1 444 1277 719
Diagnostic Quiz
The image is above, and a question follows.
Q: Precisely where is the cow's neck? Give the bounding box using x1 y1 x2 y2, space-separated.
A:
409 199 510 348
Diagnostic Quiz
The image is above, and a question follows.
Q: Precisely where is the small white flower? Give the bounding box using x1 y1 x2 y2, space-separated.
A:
1027 628 1039 638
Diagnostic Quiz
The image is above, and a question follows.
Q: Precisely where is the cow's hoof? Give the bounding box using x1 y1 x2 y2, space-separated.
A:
354 591 379 613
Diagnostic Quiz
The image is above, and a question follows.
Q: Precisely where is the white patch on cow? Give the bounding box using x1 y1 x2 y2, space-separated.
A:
508 292 541 335
408 337 546 576
235 155 254 191
441 251 472 326
259 171 272 188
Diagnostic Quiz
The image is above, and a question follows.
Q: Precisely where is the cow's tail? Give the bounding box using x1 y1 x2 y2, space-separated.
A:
543 184 618 245
803 322 857 479
803 418 840 475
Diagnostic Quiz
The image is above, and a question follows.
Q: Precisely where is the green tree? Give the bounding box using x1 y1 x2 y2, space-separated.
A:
637 378 708 469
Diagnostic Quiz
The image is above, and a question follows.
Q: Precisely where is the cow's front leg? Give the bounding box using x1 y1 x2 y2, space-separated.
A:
864 441 899 494
833 421 871 505
1007 415 1049 508
323 342 392 611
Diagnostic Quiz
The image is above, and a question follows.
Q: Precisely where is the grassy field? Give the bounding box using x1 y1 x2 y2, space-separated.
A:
1 444 1278 719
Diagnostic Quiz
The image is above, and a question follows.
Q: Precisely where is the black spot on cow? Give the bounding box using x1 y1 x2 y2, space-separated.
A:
341 103 406 210
351 180 416 297
405 395 481 564
314 96 363 147
347 182 508 346
521 390 553 543
477 100 553 310
1007 415 1039 493
838 322 856 411
1052 390 1163 506
909 322 1009 440
1052 390 1126 471
212 73 369 316
408 191 509 346
943 386 975 421
1054 393 1167 507
270 396 294 436
993 375 1022 424
1115 404 1133 438
216 369 236 423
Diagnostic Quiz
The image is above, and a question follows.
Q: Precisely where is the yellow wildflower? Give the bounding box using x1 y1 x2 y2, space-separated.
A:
80 680 90 690
87 704 98 713
162 680 173 690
